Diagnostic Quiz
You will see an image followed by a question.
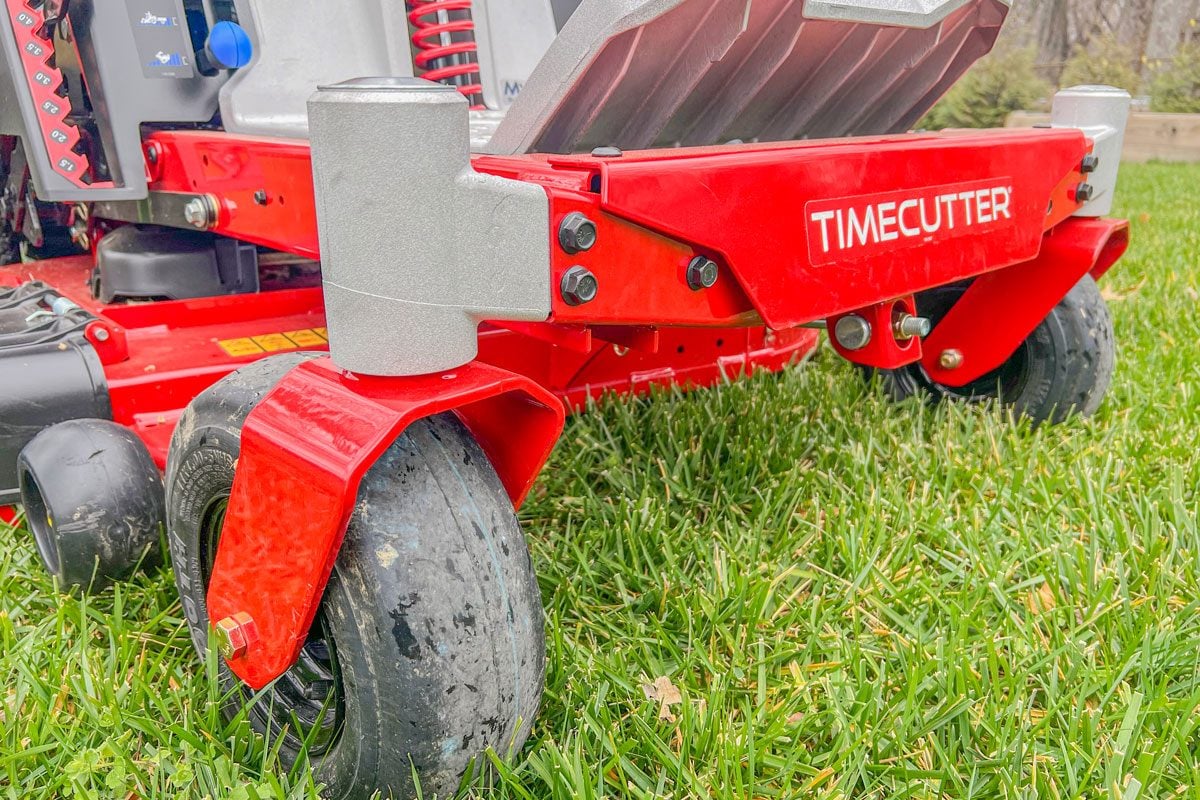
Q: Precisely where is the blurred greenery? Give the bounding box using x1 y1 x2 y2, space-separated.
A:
1150 43 1200 112
919 47 1051 130
1060 35 1144 96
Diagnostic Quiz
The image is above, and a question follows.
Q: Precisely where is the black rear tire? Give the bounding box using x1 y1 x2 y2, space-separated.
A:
165 354 545 800
869 275 1114 425
17 418 164 593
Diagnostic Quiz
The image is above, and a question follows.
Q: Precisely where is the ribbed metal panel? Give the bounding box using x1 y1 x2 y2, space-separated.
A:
484 0 1010 154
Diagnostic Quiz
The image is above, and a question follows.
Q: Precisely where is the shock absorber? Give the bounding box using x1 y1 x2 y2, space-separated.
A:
406 0 485 109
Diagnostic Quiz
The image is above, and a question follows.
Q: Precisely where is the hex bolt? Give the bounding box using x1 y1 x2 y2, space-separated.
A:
1080 154 1100 173
213 612 255 660
939 348 964 370
686 256 719 291
183 196 216 229
1074 183 1095 203
560 266 598 306
558 212 598 254
253 189 269 206
591 146 623 158
833 315 872 351
893 313 932 341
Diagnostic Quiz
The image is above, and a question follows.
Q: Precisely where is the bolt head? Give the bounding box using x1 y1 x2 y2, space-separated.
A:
253 189 269 206
560 266 598 306
833 315 872 351
558 212 597 254
213 611 256 660
145 144 159 164
183 198 212 229
1074 183 1095 203
92 327 110 342
591 146 623 158
939 348 964 370
1081 153 1100 173
686 256 719 291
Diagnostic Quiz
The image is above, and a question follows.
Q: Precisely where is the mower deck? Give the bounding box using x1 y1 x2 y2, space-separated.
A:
0 252 817 479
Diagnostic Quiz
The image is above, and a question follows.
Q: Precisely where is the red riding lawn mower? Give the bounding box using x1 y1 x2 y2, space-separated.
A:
0 0 1131 797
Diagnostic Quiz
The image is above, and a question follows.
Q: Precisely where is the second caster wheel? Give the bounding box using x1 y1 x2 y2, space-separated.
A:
166 355 546 800
18 418 165 593
869 274 1115 425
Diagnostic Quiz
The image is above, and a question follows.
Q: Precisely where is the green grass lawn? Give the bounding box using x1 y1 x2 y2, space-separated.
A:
3 161 1200 799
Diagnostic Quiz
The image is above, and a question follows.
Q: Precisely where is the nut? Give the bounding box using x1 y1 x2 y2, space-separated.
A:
558 212 597 254
686 256 719 291
939 348 964 370
833 315 872 351
560 266 598 306
213 611 256 660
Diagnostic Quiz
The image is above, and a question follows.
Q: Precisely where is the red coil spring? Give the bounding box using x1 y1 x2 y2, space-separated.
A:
407 0 485 109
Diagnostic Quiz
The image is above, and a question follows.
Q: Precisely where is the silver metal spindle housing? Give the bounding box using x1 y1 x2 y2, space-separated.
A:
307 77 551 376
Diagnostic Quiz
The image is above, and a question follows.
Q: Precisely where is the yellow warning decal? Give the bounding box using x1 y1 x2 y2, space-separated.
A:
218 328 328 358
251 333 295 352
283 328 327 347
218 338 266 357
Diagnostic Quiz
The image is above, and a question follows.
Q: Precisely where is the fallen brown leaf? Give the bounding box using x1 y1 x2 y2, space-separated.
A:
641 675 682 722
1024 581 1057 615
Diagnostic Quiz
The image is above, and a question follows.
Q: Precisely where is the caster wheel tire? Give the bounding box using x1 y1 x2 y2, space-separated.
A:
166 354 546 800
869 275 1114 425
17 418 165 593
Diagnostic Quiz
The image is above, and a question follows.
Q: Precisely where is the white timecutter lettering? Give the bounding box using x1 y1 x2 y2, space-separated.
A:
809 184 1013 256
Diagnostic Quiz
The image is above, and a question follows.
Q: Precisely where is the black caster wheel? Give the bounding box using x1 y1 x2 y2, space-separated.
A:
17 418 165 593
868 274 1114 425
165 354 546 800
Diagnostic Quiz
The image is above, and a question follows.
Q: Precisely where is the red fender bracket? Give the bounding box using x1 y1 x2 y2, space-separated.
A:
206 357 566 689
921 217 1130 387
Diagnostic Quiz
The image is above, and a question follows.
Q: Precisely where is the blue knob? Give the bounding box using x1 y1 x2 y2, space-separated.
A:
206 21 253 70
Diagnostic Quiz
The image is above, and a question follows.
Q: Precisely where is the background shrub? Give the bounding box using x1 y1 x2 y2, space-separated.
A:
1150 43 1200 112
1059 34 1143 93
920 47 1051 130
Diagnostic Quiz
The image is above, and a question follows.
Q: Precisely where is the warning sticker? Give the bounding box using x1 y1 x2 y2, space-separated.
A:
283 329 327 347
218 328 328 358
218 338 266 357
251 333 295 352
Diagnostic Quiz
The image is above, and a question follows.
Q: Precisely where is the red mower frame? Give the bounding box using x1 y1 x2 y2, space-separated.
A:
6 123 1129 689
109 125 1131 688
